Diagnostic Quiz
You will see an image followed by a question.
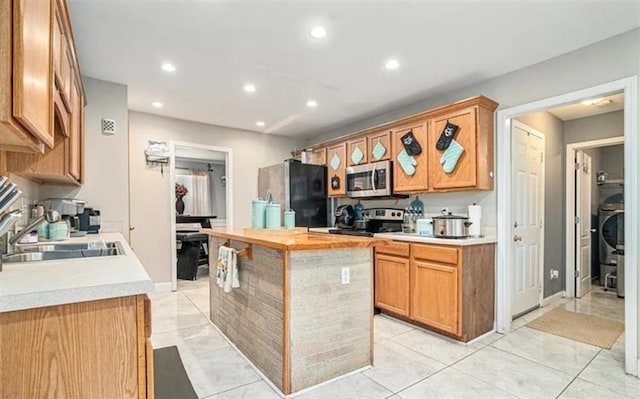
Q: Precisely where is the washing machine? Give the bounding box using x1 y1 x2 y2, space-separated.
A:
599 203 624 285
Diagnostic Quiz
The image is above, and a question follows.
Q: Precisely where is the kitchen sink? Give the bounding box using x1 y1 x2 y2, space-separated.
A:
2 242 124 264
15 241 122 253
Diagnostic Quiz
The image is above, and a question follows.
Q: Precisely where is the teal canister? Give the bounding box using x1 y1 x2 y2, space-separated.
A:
265 203 281 229
252 198 268 228
284 209 295 229
37 220 49 240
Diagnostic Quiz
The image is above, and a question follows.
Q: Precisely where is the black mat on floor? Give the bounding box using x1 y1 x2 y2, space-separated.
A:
154 346 198 399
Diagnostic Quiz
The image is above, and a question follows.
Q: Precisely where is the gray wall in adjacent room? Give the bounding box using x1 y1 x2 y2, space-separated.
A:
599 144 625 180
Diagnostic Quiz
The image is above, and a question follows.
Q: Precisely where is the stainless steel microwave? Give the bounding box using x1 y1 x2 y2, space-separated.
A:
345 160 393 198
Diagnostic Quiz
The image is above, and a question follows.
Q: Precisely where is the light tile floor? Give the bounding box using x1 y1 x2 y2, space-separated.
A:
150 281 637 398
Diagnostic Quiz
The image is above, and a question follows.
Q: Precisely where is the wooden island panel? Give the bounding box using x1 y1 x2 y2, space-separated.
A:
209 237 285 391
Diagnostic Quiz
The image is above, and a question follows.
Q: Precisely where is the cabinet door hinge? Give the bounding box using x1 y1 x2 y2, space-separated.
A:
575 270 580 278
574 162 580 170
574 216 580 224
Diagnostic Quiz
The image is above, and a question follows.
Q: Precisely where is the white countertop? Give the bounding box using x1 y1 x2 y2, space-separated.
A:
309 227 496 246
374 232 497 246
0 232 154 312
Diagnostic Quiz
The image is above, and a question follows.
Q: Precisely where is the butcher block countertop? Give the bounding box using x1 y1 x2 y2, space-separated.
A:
201 228 385 251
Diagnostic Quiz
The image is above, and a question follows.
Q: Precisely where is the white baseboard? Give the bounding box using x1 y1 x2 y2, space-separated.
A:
542 290 565 307
154 282 173 292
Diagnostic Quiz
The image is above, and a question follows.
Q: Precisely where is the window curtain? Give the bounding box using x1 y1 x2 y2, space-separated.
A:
175 169 212 215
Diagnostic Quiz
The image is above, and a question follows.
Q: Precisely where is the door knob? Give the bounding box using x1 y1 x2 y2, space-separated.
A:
513 235 522 242
589 229 596 233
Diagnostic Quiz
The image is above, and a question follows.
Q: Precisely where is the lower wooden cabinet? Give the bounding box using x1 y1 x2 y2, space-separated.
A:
0 294 153 399
374 241 495 342
410 260 459 335
375 253 410 316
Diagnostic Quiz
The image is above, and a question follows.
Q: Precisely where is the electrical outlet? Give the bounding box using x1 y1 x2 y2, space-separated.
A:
341 267 350 284
550 269 559 280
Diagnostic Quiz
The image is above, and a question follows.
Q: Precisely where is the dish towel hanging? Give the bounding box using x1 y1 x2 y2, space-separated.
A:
216 246 240 292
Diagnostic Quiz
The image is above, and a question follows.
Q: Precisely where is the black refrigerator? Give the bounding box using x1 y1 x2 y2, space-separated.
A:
258 160 328 227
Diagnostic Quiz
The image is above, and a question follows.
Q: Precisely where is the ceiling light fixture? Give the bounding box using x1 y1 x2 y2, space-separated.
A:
161 62 176 72
152 101 163 108
306 100 318 108
243 83 256 93
385 59 400 70
310 26 327 39
581 98 604 106
256 121 265 127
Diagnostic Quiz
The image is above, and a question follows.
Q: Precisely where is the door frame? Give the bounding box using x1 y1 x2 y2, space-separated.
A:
168 141 234 291
510 119 546 316
565 137 624 298
495 76 638 376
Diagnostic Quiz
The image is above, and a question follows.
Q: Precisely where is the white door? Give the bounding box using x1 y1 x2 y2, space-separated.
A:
575 151 593 297
511 122 544 317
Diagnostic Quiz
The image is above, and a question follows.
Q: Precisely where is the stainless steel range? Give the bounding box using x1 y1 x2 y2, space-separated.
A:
329 208 403 237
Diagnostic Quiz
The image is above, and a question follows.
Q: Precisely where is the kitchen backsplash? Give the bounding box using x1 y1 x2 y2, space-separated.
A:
333 190 497 236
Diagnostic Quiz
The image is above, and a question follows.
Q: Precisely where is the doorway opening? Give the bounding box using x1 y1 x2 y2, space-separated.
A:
496 77 637 376
168 141 234 293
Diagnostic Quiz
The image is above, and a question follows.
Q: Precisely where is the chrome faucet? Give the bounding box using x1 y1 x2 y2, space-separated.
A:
7 210 61 252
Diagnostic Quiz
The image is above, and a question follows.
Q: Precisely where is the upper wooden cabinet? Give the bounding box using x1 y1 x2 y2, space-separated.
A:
392 120 429 193
3 0 84 185
0 0 53 152
346 136 367 166
303 95 497 196
427 99 496 191
326 142 346 197
367 130 392 162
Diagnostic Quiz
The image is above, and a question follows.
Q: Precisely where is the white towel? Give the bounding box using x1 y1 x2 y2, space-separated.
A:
216 246 240 292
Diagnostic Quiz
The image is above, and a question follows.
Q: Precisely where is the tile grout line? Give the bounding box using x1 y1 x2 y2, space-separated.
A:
553 348 603 399
488 344 583 378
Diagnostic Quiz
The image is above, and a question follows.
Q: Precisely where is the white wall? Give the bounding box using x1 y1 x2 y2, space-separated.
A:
40 77 130 237
129 111 304 283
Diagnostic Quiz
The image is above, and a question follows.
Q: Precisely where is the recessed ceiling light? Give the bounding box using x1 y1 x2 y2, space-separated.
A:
152 101 163 108
256 121 265 127
385 59 400 70
306 100 318 108
243 83 256 93
161 62 176 72
310 26 327 39
581 98 604 106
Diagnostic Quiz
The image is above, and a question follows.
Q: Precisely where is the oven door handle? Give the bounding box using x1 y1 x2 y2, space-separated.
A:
371 163 377 192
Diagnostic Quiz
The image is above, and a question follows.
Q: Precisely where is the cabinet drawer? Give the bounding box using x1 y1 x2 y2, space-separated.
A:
412 243 458 265
376 241 410 257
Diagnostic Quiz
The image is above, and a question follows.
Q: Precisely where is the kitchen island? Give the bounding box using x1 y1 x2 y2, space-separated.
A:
0 233 155 398
201 228 383 395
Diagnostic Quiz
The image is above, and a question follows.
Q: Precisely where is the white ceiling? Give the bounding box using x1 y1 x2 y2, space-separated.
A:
68 0 640 138
548 93 625 121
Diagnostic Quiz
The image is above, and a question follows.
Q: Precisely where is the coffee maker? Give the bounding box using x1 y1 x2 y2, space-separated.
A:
38 198 85 236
